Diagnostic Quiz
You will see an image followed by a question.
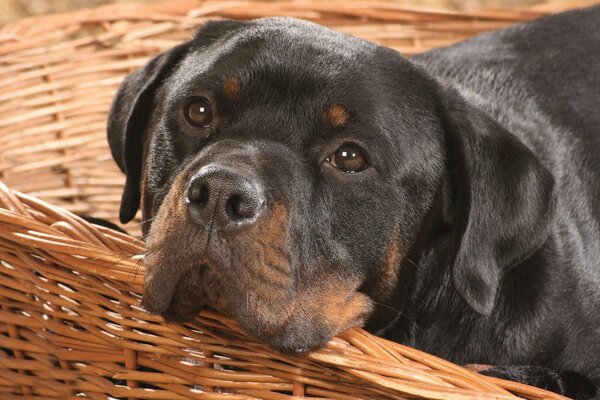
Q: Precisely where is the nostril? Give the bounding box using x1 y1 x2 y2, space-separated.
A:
188 183 209 206
198 185 209 204
225 193 259 220
225 194 242 220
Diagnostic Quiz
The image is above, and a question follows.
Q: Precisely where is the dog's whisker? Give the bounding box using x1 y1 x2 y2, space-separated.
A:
406 258 419 269
369 300 407 319
124 216 157 228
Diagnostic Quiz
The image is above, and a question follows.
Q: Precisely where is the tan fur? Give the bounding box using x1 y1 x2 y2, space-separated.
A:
235 203 293 332
317 282 372 333
223 78 241 100
381 230 402 292
146 172 189 249
325 104 349 127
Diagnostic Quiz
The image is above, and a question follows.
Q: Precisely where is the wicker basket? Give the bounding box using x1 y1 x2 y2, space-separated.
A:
0 2 590 399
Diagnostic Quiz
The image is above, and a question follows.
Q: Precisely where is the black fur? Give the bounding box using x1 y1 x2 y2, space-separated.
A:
78 215 127 234
107 7 600 398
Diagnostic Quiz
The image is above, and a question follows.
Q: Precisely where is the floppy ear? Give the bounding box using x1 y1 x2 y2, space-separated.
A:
439 87 555 316
107 42 191 224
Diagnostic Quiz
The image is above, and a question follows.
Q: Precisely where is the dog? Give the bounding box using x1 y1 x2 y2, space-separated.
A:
107 5 600 398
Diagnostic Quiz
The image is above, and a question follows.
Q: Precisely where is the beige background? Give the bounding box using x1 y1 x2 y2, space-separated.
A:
0 0 583 26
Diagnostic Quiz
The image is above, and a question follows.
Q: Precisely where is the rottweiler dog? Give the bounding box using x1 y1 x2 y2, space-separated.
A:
107 5 600 398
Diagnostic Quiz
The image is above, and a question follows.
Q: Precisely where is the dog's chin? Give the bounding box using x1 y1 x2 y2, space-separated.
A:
234 292 373 355
150 295 371 355
158 304 333 354
142 248 373 354
160 301 206 324
252 324 338 355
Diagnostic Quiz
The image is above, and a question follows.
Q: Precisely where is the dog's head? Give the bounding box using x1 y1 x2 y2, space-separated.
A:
108 18 554 353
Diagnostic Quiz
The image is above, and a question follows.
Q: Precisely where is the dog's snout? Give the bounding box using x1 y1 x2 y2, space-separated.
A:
186 165 266 230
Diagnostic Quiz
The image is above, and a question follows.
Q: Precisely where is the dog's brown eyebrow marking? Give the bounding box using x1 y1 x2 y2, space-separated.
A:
325 104 349 127
223 77 242 100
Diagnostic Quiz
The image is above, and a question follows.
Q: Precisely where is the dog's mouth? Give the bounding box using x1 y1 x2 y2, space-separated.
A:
141 263 205 322
141 254 373 354
141 261 232 323
143 264 209 323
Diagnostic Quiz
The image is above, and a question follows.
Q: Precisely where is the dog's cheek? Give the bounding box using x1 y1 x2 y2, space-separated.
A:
139 161 155 234
374 227 406 298
317 286 374 334
146 172 194 250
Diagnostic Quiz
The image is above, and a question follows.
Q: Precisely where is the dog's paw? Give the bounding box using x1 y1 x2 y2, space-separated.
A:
480 366 597 400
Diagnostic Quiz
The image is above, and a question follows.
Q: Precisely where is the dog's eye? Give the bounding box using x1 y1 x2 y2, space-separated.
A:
327 143 368 173
184 97 213 127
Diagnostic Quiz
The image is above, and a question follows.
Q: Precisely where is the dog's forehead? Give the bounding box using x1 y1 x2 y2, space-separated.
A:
170 17 379 95
160 18 436 149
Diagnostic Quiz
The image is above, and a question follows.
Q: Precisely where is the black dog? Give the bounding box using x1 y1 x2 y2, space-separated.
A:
107 6 600 398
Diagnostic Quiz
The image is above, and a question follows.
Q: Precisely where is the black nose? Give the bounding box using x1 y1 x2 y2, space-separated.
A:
186 165 266 230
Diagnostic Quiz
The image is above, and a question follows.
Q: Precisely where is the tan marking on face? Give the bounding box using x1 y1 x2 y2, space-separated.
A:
142 172 200 315
382 231 402 291
140 163 153 233
223 78 241 100
146 173 189 250
242 273 372 343
244 203 290 277
325 104 349 127
318 283 372 332
237 203 293 331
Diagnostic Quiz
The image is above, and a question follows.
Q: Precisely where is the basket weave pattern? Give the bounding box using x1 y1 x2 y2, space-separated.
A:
0 1 588 399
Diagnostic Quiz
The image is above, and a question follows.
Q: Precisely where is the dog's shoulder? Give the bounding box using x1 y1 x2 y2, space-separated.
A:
411 5 600 171
412 5 600 284
412 5 600 86
411 5 600 122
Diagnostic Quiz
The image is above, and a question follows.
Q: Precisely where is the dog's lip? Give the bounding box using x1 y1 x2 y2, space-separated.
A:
140 297 167 315
141 263 208 315
140 270 179 315
160 301 206 323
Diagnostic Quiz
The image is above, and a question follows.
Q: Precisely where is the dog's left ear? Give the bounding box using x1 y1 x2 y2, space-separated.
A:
107 42 191 224
438 86 555 316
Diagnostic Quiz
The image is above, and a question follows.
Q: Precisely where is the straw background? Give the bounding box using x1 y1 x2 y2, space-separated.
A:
0 1 594 399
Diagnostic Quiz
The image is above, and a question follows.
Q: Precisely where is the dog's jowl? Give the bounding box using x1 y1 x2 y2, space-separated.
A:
107 6 600 398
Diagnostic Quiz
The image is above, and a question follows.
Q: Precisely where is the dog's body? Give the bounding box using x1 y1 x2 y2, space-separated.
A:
108 6 600 398
394 8 600 394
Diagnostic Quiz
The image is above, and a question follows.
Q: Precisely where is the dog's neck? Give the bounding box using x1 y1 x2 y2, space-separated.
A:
369 172 553 365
